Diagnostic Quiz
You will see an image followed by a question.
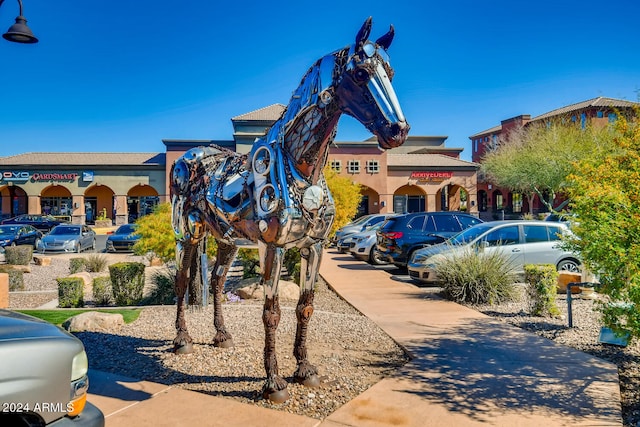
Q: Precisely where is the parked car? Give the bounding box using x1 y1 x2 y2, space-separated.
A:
407 220 581 284
106 224 140 252
36 225 96 253
333 214 393 252
0 309 105 426
376 211 484 269
1 214 69 232
347 222 389 265
0 225 43 251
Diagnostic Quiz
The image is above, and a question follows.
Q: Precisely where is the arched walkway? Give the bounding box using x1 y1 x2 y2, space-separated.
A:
0 185 27 218
85 184 115 224
127 184 160 222
40 185 73 219
393 185 426 213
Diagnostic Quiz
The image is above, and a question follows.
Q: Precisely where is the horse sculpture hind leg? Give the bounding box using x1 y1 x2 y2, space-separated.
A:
293 242 323 387
173 239 196 354
210 240 237 348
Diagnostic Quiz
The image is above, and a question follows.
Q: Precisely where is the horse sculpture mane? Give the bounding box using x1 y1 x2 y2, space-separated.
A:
169 17 409 403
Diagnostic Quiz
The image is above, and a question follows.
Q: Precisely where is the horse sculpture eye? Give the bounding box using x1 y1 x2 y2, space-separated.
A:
353 68 370 83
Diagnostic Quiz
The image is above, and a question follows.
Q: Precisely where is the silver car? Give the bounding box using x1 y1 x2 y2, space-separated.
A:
0 309 104 426
37 225 96 253
332 214 391 252
348 222 389 265
407 220 581 284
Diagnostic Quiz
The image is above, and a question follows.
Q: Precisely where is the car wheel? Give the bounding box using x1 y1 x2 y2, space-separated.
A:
557 259 581 273
33 238 41 249
91 239 96 251
369 248 387 265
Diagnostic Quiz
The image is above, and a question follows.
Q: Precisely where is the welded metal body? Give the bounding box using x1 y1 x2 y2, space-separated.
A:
169 17 409 402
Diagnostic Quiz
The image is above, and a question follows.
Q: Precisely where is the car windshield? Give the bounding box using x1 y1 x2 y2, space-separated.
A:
0 226 18 235
116 225 137 234
50 226 80 235
448 223 495 245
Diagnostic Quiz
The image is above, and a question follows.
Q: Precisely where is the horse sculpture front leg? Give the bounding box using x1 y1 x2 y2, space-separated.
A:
293 242 323 387
260 243 289 403
174 241 196 354
211 240 237 348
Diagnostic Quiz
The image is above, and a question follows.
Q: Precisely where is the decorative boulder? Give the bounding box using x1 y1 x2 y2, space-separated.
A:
235 278 300 301
33 256 52 266
62 311 124 332
69 272 93 287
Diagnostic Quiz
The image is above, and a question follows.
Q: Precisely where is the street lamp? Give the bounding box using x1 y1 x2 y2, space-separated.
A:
0 0 38 43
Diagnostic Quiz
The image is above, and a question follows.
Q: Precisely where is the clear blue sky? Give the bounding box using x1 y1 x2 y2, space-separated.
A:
0 0 638 162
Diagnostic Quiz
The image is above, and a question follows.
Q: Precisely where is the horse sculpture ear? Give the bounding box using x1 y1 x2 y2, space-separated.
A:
355 16 373 47
375 25 395 50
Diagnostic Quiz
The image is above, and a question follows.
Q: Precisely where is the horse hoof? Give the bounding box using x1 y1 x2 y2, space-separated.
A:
297 374 320 388
264 388 289 404
214 339 234 349
174 342 193 354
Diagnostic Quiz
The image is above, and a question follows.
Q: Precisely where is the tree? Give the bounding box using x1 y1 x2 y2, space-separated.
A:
133 202 175 263
565 113 640 341
324 164 362 238
481 121 611 212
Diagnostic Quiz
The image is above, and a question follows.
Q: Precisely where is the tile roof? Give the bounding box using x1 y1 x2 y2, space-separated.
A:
531 96 640 121
470 97 640 138
387 153 479 168
0 152 165 166
232 104 286 121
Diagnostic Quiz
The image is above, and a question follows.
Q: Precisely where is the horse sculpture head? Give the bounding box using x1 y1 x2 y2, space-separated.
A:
334 17 409 149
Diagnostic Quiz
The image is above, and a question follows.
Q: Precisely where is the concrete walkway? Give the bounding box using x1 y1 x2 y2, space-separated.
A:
87 249 622 426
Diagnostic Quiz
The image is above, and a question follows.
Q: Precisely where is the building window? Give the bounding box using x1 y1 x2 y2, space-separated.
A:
597 111 604 118
366 160 379 174
484 136 488 142
347 160 360 174
608 112 617 123
512 193 522 213
330 160 341 172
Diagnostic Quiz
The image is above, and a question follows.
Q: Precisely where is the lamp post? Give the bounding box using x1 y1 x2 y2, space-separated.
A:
0 0 38 43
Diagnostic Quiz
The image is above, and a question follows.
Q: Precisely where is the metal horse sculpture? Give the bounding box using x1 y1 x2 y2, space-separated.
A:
169 17 409 403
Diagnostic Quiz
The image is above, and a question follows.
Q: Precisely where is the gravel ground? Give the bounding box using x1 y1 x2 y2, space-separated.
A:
6 256 640 425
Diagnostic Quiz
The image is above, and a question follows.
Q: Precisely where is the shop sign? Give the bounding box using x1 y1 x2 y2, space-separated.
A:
1 171 30 182
31 172 79 182
410 171 453 181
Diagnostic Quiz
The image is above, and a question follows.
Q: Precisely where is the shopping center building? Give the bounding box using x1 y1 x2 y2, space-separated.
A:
0 103 479 224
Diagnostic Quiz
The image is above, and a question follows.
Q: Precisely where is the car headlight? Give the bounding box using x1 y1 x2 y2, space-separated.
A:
68 350 89 417
0 239 10 245
411 252 429 263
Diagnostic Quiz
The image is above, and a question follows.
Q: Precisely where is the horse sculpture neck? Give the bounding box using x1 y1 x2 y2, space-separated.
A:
261 49 346 184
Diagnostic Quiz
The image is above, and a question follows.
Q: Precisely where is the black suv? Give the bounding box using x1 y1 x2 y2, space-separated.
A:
375 211 483 269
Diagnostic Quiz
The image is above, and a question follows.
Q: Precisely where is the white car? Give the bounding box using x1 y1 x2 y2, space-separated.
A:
407 220 581 284
348 222 389 265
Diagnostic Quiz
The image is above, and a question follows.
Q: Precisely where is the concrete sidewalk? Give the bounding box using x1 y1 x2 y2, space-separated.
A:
87 249 622 426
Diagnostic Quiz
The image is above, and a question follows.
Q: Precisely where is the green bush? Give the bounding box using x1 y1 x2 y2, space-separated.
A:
524 264 560 317
0 266 24 291
237 248 260 278
92 276 112 306
57 277 84 308
84 254 108 273
69 258 87 274
4 245 32 265
143 268 176 305
436 247 519 304
109 262 145 306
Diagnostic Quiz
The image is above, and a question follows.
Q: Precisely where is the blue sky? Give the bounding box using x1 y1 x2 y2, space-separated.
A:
0 0 638 162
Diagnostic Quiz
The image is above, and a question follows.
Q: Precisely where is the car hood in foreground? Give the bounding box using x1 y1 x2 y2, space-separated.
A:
0 310 73 342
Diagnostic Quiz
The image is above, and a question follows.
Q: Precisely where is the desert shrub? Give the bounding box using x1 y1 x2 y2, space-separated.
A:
4 245 32 265
92 276 112 306
84 254 108 273
437 247 519 304
109 262 145 306
524 264 560 317
0 266 24 291
69 257 86 274
57 277 84 308
143 268 176 305
237 248 260 278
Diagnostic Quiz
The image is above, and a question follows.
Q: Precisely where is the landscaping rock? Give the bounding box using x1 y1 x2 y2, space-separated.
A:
235 278 299 300
69 272 92 287
33 256 52 266
62 311 124 332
